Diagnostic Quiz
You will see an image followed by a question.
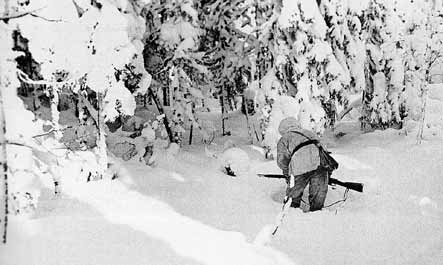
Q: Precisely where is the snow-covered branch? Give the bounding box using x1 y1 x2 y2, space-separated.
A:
16 69 73 86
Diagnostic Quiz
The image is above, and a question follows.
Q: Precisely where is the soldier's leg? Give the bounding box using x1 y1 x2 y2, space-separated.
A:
286 174 310 208
308 170 329 211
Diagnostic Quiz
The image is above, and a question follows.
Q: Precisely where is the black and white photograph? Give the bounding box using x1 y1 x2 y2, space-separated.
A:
0 0 442 264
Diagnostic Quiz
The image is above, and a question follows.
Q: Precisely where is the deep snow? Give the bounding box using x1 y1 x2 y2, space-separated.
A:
1 111 442 265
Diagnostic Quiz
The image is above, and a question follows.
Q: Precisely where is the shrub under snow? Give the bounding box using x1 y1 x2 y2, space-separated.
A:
221 147 250 176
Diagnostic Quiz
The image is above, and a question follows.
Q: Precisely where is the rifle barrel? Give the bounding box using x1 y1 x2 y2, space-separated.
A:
258 174 363 193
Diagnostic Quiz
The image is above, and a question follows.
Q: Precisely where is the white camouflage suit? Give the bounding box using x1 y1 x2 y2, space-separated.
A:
276 117 329 211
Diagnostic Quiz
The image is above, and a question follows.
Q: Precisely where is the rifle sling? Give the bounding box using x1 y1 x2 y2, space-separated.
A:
290 132 319 158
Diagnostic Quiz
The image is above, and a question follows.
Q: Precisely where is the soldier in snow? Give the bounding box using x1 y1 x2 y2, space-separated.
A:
276 117 328 211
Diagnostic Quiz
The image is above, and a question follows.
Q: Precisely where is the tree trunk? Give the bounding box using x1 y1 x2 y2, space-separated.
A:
148 87 174 143
0 78 8 244
162 86 169 106
220 95 229 136
189 124 193 145
417 74 432 143
51 87 61 139
243 95 254 144
96 92 107 178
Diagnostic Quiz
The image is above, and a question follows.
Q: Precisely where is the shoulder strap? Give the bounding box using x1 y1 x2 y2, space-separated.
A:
290 131 319 158
290 131 339 171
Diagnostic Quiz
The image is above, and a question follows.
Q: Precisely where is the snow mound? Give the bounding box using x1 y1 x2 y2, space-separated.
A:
170 172 186 182
167 143 181 158
409 195 441 218
221 147 250 176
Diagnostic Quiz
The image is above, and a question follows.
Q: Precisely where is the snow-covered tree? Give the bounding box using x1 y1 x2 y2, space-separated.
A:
253 0 350 155
5 0 150 180
197 0 269 138
397 0 443 139
143 0 211 144
360 0 406 130
0 9 47 240
360 0 443 131
319 0 367 94
0 23 11 243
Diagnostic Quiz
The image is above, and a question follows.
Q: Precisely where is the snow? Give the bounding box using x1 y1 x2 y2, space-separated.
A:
2 0 443 264
422 84 443 138
14 0 150 123
309 41 332 62
2 110 443 265
180 0 199 22
103 79 137 121
160 20 200 49
428 83 443 101
221 147 250 176
330 153 372 170
141 125 156 142
170 171 186 182
279 0 327 37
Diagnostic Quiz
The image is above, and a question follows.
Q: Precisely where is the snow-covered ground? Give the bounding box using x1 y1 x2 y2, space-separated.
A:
1 111 442 265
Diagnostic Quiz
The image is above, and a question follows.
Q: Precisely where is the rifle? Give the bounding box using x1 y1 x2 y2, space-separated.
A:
257 173 363 193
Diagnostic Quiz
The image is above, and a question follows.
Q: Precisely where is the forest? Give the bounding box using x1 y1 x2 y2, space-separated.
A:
0 0 442 265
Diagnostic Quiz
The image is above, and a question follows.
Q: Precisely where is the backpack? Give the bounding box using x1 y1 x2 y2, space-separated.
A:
290 132 339 173
318 146 339 172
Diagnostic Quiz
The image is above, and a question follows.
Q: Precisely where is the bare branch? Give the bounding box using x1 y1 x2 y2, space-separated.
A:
32 126 73 139
0 6 46 21
30 13 63 22
5 141 33 149
71 0 86 17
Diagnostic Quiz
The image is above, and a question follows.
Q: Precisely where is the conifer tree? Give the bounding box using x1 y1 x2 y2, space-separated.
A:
361 0 406 130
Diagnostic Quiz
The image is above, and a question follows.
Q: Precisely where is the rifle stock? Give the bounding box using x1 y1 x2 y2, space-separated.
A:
328 177 363 193
257 174 363 193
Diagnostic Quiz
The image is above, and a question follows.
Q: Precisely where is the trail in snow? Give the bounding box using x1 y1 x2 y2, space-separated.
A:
1 188 202 265
57 178 295 265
